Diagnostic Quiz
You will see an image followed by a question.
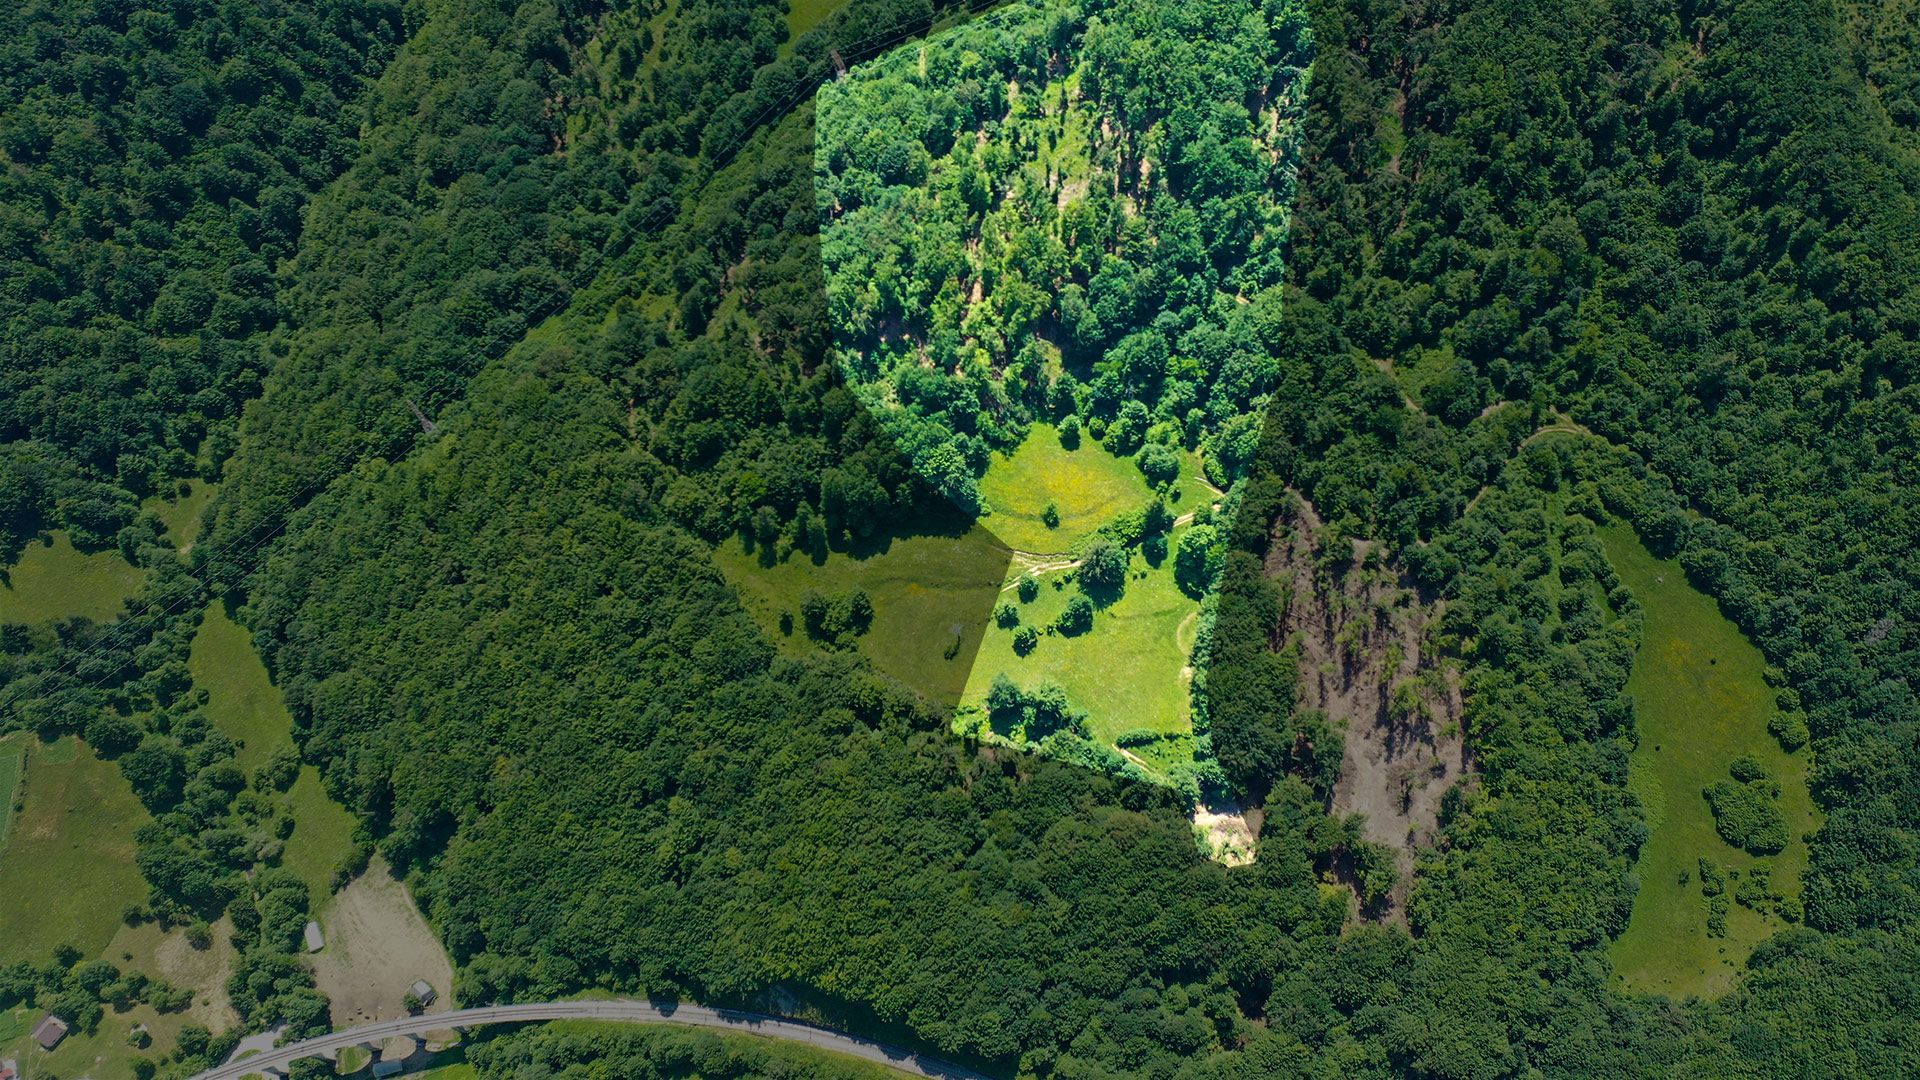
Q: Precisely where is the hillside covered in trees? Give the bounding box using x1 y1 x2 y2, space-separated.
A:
2 0 1919 1077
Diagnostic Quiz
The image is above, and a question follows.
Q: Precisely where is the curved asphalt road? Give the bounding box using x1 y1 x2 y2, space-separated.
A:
195 1000 994 1080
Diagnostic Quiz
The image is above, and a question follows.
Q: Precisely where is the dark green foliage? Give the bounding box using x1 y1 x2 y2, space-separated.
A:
1054 593 1095 635
4 0 1917 1072
1172 524 1221 598
1075 539 1128 597
1012 624 1039 656
470 1023 903 1080
1705 778 1790 855
817 0 1312 504
0 0 402 559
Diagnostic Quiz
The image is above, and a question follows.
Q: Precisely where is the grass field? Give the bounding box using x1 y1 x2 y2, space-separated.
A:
977 424 1154 554
0 736 152 966
711 514 1009 705
1601 525 1820 999
2 915 246 1080
192 603 292 771
143 478 218 550
311 855 457 1029
962 529 1198 756
281 765 360 899
784 0 845 44
190 602 360 898
0 733 22 846
0 531 144 624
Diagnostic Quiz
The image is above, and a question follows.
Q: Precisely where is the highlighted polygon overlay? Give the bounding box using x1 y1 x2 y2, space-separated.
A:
811 0 1311 838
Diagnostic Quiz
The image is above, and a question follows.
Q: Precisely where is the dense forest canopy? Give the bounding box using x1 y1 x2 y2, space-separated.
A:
0 0 403 560
1 0 1919 1076
817 0 1310 509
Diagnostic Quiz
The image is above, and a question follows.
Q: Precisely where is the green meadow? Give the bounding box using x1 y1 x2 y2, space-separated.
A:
784 0 845 44
0 734 22 846
1602 525 1820 999
143 477 218 550
0 532 144 624
963 533 1198 756
191 602 359 898
711 514 1010 705
0 735 152 966
977 424 1154 553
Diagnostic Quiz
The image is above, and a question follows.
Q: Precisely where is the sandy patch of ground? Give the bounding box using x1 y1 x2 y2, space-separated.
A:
1265 491 1470 920
1192 802 1259 867
309 855 455 1028
138 918 241 1033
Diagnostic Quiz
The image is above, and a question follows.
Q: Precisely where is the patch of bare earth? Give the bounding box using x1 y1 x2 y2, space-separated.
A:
1265 491 1470 921
308 855 455 1028
1193 802 1261 866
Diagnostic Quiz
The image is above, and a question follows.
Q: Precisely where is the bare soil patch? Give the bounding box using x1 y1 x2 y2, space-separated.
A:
309 855 455 1027
1265 491 1470 919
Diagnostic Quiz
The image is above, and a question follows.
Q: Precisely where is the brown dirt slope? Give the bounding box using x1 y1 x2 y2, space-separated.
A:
1265 491 1469 919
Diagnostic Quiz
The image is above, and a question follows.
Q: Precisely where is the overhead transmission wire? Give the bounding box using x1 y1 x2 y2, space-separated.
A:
0 0 1011 719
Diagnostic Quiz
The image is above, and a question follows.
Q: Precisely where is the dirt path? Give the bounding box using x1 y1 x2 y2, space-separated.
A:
1464 411 1602 513
1265 491 1469 920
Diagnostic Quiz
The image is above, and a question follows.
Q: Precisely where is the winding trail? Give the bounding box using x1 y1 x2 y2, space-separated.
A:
193 1000 995 1080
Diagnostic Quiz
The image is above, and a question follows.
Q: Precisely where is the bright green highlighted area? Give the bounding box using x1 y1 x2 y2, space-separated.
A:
1603 525 1819 999
0 531 144 624
977 424 1154 552
144 477 218 550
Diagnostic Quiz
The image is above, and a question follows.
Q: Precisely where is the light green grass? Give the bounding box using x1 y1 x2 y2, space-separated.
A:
190 602 358 899
977 424 1153 554
0 532 144 624
0 734 23 847
0 736 152 966
1602 525 1820 999
965 532 1197 752
785 0 845 44
192 604 292 772
281 765 360 899
143 478 218 550
711 514 1009 705
410 1063 477 1080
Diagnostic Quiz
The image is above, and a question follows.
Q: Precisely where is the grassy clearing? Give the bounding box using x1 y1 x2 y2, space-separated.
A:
0 733 22 846
0 532 144 624
977 424 1153 554
143 478 218 550
281 765 360 900
192 603 292 772
189 602 359 898
784 0 845 47
1601 525 1820 999
964 529 1197 752
711 513 1008 705
0 736 152 966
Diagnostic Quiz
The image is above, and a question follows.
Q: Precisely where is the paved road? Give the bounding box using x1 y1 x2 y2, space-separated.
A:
194 1000 995 1080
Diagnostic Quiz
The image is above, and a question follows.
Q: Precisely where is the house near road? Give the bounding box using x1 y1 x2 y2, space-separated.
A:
2 1055 19 1080
408 979 437 1007
32 1014 68 1050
